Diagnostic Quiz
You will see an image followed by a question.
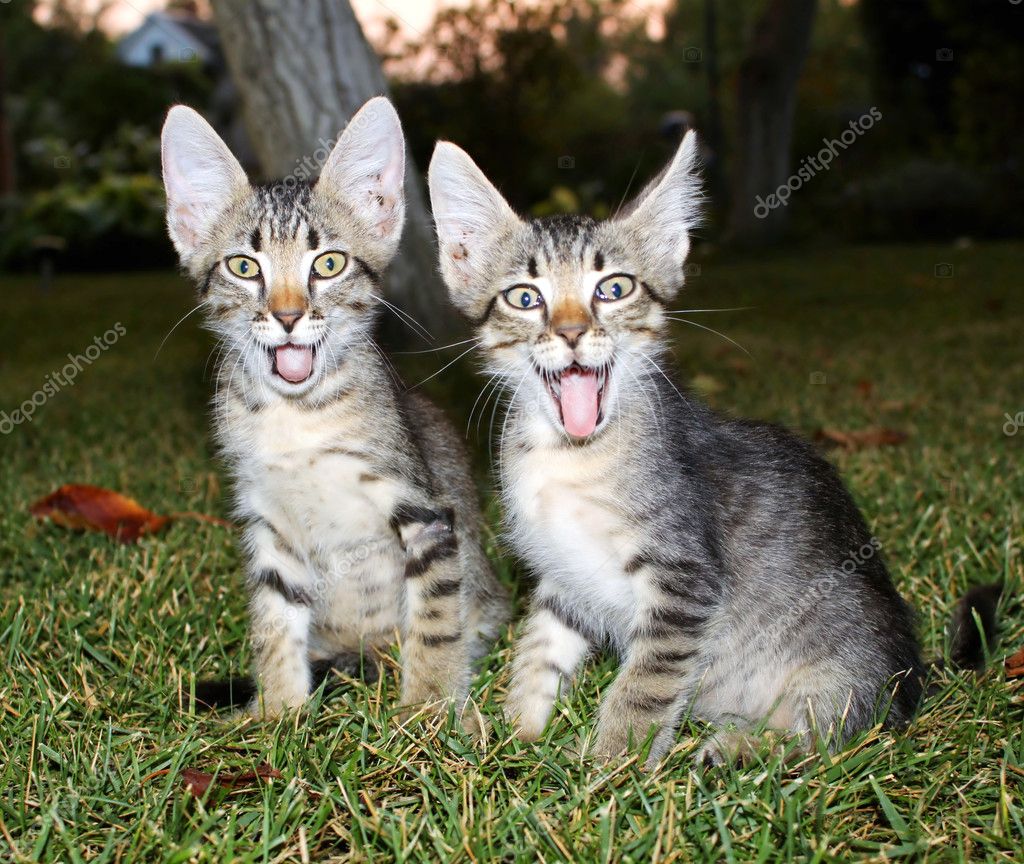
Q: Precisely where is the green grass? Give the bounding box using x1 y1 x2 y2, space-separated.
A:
0 242 1021 862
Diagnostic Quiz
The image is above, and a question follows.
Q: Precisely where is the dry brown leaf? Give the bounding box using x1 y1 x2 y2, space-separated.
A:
1006 646 1024 679
181 764 282 798
814 427 909 451
140 763 282 798
30 483 231 544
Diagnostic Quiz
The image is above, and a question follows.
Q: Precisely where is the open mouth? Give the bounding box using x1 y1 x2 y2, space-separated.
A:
543 362 608 438
270 343 316 384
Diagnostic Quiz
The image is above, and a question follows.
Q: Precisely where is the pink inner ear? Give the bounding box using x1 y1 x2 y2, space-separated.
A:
171 202 200 249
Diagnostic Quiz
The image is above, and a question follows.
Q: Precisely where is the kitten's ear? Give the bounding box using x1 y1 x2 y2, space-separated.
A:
319 97 406 259
619 130 702 295
161 105 248 262
428 141 523 310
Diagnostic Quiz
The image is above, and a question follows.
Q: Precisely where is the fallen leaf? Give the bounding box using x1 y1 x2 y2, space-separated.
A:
181 764 282 798
855 379 874 399
30 483 231 544
1006 646 1024 679
814 427 909 451
141 763 282 798
30 484 168 542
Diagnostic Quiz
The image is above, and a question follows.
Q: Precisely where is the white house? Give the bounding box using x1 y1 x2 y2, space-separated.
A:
117 12 219 68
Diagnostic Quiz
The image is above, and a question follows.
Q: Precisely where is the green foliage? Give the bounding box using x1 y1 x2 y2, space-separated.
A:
834 159 1024 242
1 0 209 269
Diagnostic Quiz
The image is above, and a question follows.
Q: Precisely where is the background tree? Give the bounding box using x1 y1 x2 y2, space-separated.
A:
727 0 817 246
208 0 449 339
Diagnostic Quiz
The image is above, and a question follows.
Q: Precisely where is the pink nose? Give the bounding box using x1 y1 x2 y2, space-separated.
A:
272 310 303 333
555 322 587 347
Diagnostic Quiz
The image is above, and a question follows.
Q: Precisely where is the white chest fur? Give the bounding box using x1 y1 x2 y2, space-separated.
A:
503 441 639 639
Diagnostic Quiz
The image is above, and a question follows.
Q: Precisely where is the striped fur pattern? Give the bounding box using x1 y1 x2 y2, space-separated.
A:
428 133 935 766
160 99 507 722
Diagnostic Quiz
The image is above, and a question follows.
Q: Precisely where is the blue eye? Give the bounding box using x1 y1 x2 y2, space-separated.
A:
502 285 544 310
595 273 636 302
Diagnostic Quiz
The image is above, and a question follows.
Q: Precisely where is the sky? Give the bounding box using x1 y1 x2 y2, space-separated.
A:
87 0 478 37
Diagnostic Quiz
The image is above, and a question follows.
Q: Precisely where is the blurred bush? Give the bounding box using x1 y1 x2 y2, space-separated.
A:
836 160 1024 242
1 125 171 270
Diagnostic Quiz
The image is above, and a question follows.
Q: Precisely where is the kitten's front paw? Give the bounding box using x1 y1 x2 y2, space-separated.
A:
503 689 552 742
589 723 632 762
693 731 760 769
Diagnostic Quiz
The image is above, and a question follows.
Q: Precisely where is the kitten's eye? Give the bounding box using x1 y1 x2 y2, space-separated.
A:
225 255 260 279
502 285 544 310
311 250 348 279
595 273 636 302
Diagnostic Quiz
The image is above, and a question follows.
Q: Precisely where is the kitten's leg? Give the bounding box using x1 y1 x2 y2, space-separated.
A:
505 598 591 741
591 561 714 761
245 519 316 717
391 504 471 715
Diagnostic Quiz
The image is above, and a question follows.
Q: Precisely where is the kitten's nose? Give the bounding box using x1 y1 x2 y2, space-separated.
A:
555 322 587 348
272 310 303 333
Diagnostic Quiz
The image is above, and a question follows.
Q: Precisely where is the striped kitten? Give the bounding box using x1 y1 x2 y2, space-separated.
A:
160 98 507 722
427 134 997 766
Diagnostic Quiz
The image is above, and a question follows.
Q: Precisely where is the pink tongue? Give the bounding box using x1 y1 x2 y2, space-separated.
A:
559 369 600 437
275 345 313 383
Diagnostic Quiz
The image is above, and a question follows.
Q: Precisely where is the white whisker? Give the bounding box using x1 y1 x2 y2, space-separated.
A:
665 317 753 358
368 293 433 343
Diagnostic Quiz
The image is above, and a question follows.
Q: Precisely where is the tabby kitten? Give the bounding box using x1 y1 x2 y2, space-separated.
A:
160 98 507 721
427 133 996 766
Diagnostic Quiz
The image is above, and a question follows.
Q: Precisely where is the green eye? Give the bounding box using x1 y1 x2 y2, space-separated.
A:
595 273 636 302
502 285 544 310
226 255 260 279
311 250 347 279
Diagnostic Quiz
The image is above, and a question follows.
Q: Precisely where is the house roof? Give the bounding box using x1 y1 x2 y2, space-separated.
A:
117 12 221 66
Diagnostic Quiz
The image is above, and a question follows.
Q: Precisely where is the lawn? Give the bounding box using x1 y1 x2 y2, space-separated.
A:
0 242 1021 862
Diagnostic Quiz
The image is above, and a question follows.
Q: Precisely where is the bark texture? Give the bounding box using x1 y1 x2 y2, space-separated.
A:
728 0 817 246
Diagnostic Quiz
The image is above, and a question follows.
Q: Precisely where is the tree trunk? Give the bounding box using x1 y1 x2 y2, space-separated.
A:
727 0 817 246
208 0 451 340
702 0 725 210
0 32 15 196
